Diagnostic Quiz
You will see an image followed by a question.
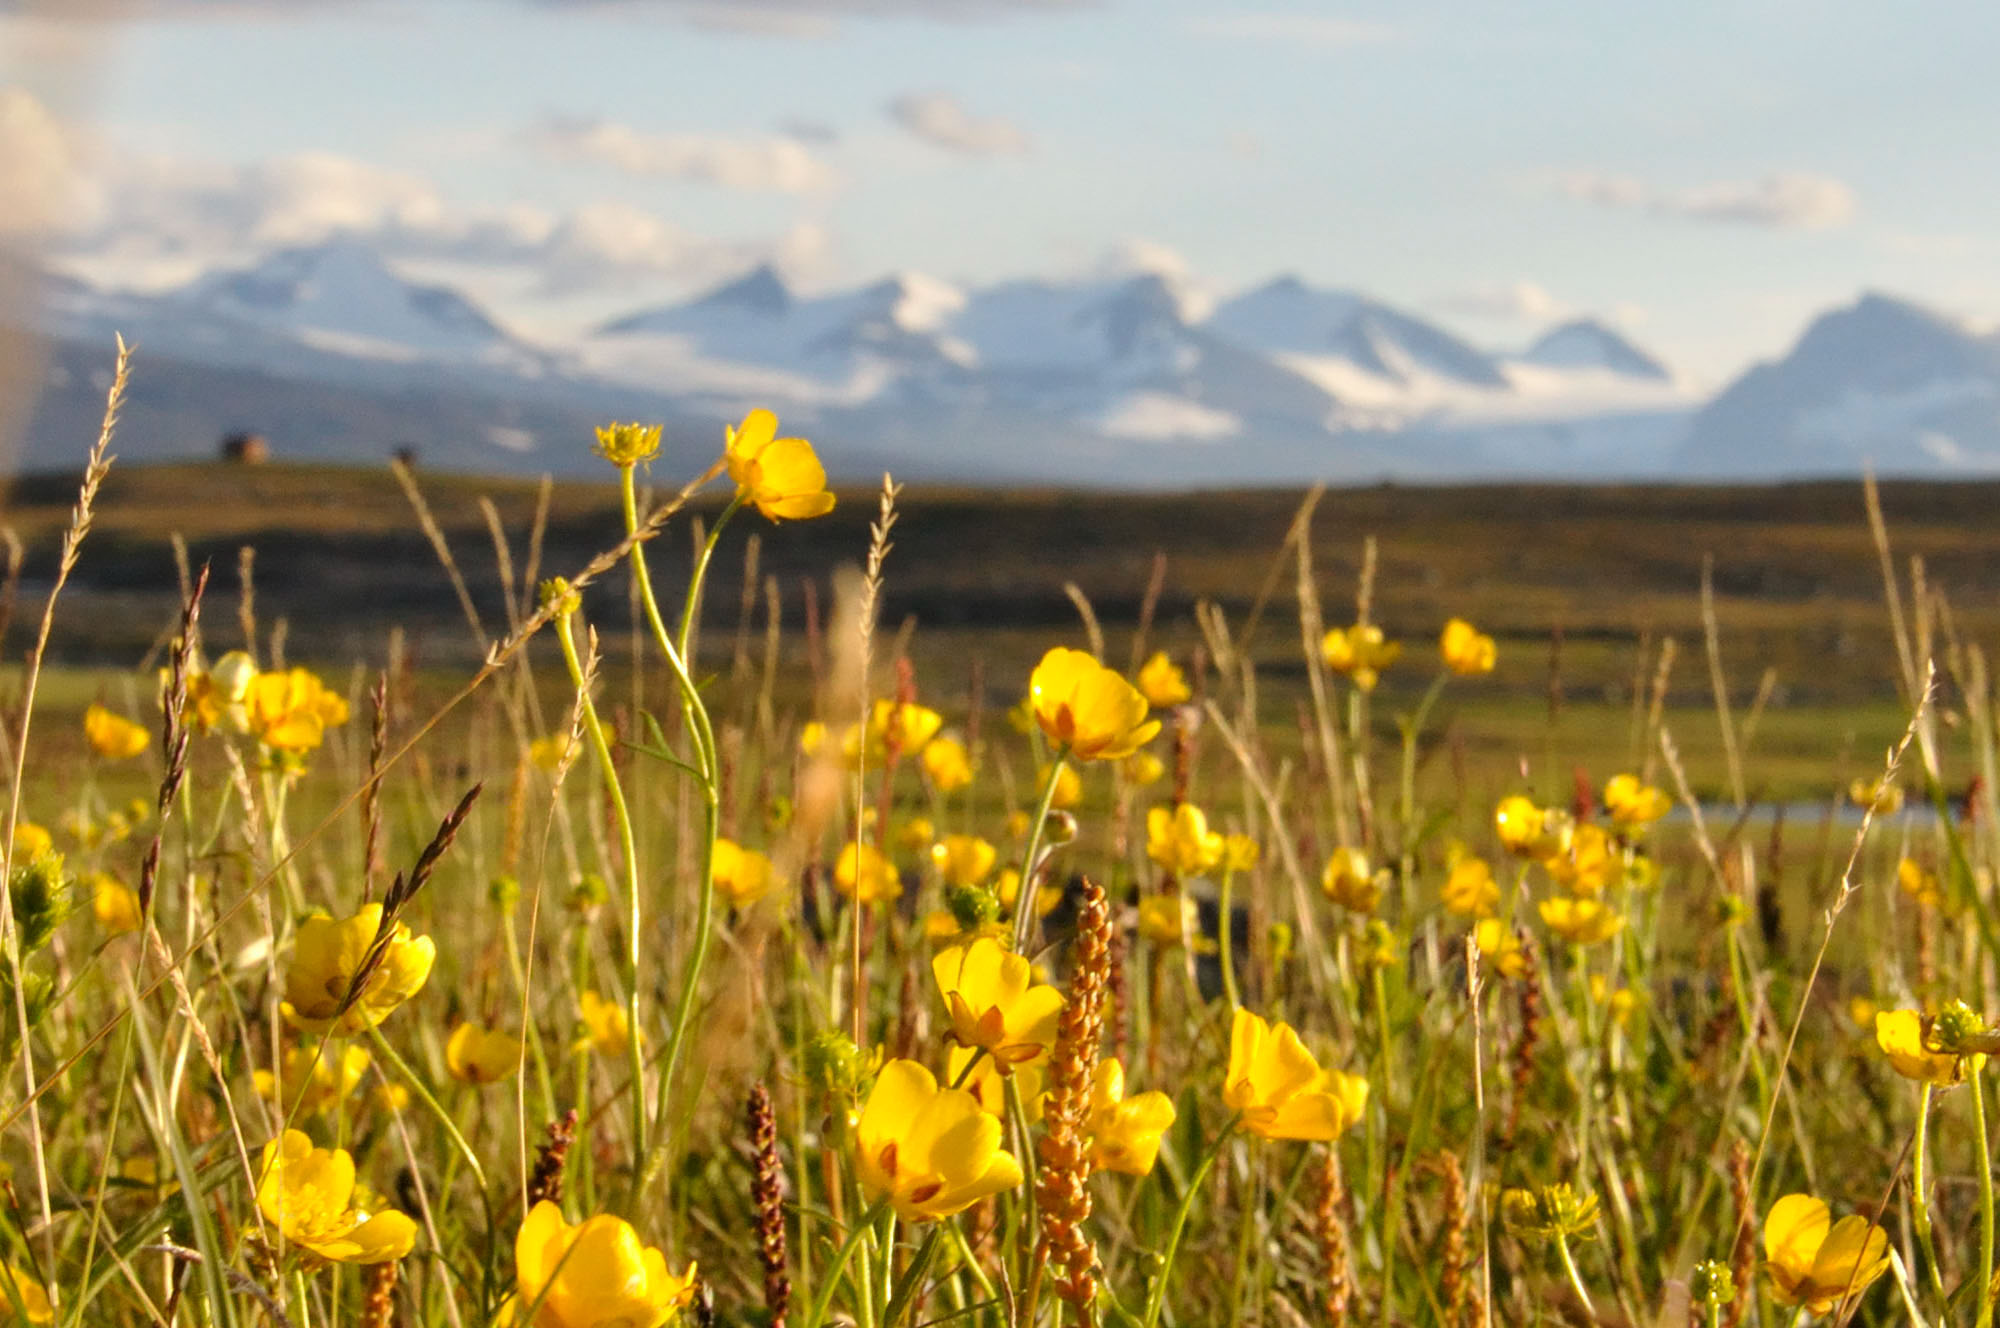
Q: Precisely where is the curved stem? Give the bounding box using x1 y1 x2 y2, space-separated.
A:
1911 1083 1947 1310
553 606 649 1175
1553 1230 1594 1319
1396 671 1449 887
803 1197 891 1328
1009 756 1070 956
1974 1073 1994 1328
1218 866 1241 1011
1141 1115 1240 1328
619 468 737 1208
366 1024 486 1191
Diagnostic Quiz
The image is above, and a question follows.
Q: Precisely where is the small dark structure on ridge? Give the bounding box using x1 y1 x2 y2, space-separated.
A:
220 431 269 464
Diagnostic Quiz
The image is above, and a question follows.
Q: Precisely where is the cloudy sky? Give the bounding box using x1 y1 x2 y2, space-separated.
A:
4 0 1999 381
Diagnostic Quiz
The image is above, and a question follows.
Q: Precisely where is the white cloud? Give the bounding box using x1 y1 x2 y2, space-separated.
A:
1094 236 1192 282
22 0 1093 30
1558 169 1856 230
0 86 100 236
15 106 811 297
888 92 1028 156
1434 280 1570 322
1184 13 1396 47
527 116 837 193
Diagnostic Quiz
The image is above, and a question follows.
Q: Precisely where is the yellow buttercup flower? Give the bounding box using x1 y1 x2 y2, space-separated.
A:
922 736 975 793
592 420 662 468
1603 773 1671 827
244 668 351 753
1440 855 1499 918
1320 624 1400 692
867 698 943 758
578 991 634 1057
1135 651 1191 708
834 842 901 904
712 839 777 907
1495 796 1570 859
0 1261 53 1324
1875 1006 1986 1085
1897 857 1944 912
84 704 149 760
182 649 258 733
1544 822 1618 896
949 1043 1044 1123
1028 647 1160 761
1848 777 1904 816
1438 618 1496 677
254 1042 371 1117
996 868 1062 919
1223 833 1261 872
446 1022 524 1086
1223 1007 1369 1141
1137 894 1208 951
933 936 1063 1069
92 873 142 934
12 823 50 863
1537 896 1624 945
1321 847 1382 914
724 408 835 522
257 1129 417 1265
1122 750 1166 787
1588 974 1638 1029
1762 1193 1889 1315
1037 761 1084 810
931 834 997 888
511 1200 697 1328
855 1059 1024 1221
1472 918 1528 979
528 733 578 774
1085 1058 1176 1176
1146 803 1225 876
280 904 435 1035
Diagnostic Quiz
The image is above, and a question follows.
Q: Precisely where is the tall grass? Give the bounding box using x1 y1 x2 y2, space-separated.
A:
0 348 1993 1327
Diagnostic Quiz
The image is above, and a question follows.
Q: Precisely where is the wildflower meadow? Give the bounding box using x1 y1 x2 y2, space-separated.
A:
1 343 1995 1327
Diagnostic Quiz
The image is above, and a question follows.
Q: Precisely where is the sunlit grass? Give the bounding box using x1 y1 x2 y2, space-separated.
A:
2 353 1997 1327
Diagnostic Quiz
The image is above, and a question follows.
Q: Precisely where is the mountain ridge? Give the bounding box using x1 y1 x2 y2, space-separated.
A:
19 240 1995 484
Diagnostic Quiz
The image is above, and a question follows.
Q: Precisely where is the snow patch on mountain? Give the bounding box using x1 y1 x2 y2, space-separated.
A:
1095 392 1241 441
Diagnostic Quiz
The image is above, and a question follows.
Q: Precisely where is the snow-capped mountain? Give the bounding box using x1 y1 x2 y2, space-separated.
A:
1678 293 2000 475
36 237 1930 485
178 239 516 362
42 241 557 385
1518 319 1670 381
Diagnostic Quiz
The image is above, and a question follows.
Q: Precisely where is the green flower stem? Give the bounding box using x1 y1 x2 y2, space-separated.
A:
1974 1071 1995 1328
944 1217 996 1301
365 1023 486 1192
1396 671 1449 888
1724 922 1772 1112
883 1220 945 1327
1218 864 1241 1011
1141 1114 1240 1328
1009 755 1070 956
620 469 740 1210
803 1197 891 1328
1912 1083 1947 1310
1229 1143 1265 1324
552 603 650 1177
1553 1229 1595 1319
